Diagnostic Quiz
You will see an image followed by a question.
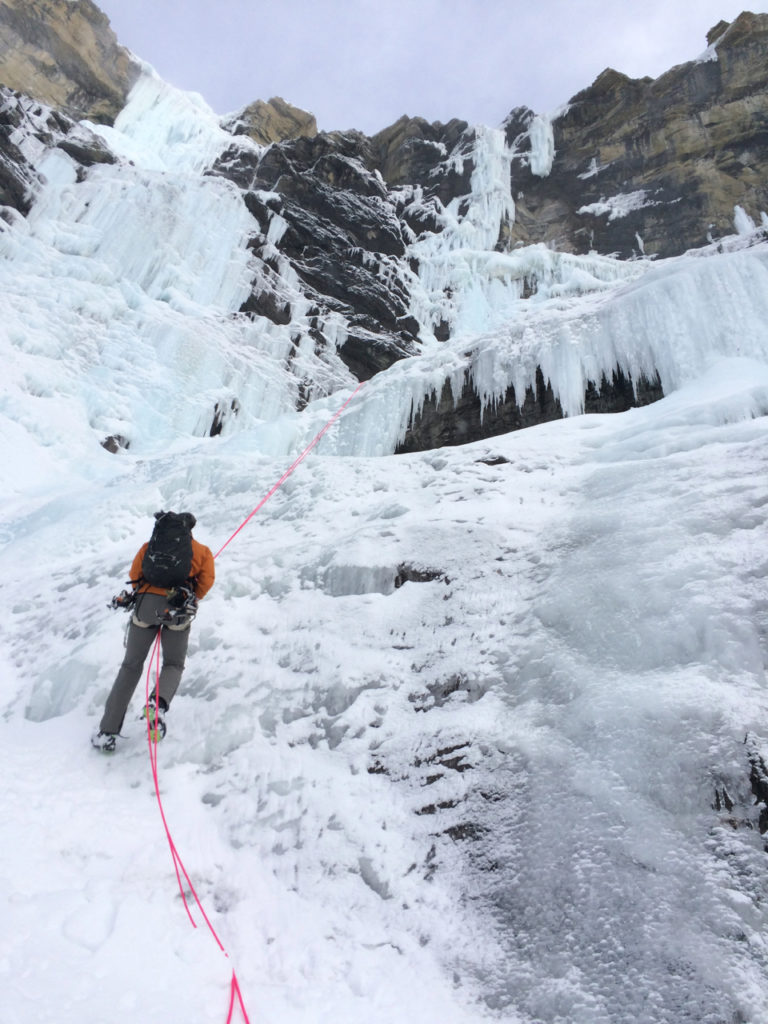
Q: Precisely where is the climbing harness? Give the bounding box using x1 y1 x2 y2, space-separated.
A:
156 584 198 626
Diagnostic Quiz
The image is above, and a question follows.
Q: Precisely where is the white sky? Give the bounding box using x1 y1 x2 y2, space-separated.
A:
94 1 768 134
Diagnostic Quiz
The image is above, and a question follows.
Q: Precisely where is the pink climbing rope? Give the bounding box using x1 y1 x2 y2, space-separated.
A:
214 381 365 560
144 640 249 1021
146 381 365 1022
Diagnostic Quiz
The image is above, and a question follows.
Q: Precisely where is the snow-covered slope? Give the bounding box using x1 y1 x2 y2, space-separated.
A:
2 68 768 1024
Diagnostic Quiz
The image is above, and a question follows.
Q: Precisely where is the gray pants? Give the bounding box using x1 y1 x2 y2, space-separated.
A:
100 593 191 735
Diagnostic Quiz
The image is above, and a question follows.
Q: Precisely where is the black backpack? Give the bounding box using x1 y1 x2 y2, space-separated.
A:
141 511 194 588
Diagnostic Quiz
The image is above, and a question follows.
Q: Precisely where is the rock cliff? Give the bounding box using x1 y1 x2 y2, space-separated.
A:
504 11 768 259
0 0 140 124
221 96 318 146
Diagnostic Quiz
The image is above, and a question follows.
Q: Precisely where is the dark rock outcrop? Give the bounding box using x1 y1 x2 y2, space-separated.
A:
371 114 469 188
396 367 664 453
747 736 768 837
0 89 39 212
0 85 115 211
100 434 129 453
212 130 424 380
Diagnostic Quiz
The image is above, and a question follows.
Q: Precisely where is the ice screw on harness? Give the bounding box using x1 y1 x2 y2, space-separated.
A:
156 585 198 626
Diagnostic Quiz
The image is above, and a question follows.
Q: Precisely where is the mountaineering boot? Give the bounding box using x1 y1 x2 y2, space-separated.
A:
91 731 117 753
142 695 167 741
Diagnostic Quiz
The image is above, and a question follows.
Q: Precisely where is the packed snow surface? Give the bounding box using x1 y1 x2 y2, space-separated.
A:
2 70 768 1024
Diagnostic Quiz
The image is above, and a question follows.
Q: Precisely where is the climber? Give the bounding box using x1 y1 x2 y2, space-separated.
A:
91 511 215 753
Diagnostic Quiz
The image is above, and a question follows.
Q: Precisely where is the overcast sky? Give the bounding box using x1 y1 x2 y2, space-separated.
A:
94 1 767 134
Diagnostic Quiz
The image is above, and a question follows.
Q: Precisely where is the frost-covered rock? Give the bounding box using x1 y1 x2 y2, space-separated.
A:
0 85 116 213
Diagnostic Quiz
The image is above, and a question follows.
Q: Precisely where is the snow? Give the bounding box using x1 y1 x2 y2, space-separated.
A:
578 157 611 180
695 43 721 64
578 190 657 222
2 71 768 1024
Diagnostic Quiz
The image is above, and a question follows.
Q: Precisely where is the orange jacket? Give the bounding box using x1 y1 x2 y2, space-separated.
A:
130 537 216 599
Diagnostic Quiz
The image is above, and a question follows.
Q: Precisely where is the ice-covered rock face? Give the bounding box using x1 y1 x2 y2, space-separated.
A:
0 87 118 213
2 2 768 462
